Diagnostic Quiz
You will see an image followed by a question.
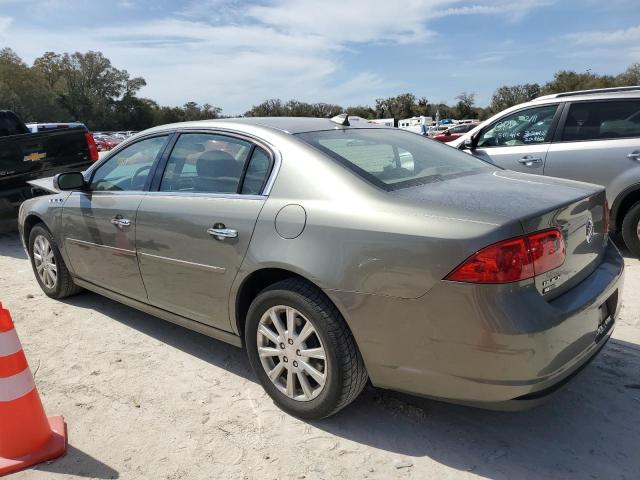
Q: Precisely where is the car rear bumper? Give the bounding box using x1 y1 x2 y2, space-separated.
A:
326 240 624 406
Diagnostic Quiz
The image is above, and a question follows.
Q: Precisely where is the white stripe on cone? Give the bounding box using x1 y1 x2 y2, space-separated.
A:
0 328 22 357
0 369 36 402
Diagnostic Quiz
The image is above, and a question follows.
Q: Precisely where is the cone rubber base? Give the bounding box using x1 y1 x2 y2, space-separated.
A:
0 416 67 477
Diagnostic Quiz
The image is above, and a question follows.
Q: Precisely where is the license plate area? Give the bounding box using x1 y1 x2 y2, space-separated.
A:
595 290 618 343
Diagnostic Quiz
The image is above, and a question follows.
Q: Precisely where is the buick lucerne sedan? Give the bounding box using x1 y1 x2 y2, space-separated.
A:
18 115 624 419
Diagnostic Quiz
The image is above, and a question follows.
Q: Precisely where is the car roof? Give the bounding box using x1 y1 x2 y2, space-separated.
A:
532 89 640 104
144 116 389 136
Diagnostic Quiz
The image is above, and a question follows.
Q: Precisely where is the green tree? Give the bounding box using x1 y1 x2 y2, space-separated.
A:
617 63 640 86
0 48 64 121
244 99 287 117
346 105 376 119
490 83 541 113
542 70 617 94
455 92 476 119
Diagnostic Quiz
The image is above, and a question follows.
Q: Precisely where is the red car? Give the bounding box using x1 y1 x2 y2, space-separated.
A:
433 123 479 142
94 136 122 151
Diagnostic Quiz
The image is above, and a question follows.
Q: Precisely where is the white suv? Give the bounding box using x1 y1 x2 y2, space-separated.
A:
452 86 640 256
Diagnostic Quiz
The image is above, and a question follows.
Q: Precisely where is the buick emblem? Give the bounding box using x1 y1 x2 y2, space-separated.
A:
585 218 595 244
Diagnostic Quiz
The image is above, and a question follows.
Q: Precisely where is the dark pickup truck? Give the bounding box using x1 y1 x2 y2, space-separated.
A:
0 110 99 215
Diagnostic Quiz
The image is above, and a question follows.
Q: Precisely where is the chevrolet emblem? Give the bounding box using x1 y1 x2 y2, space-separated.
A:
23 152 47 162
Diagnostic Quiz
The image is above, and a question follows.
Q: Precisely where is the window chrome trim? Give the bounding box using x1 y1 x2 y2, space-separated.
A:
84 127 282 197
83 132 173 178
144 191 265 200
170 127 282 196
138 252 226 273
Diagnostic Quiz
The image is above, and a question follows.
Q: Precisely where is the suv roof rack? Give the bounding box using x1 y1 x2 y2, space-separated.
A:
537 85 640 100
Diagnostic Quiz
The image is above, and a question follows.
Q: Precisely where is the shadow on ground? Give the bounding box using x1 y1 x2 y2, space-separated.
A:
63 289 640 480
3 230 638 479
0 230 26 259
316 338 640 479
32 444 119 479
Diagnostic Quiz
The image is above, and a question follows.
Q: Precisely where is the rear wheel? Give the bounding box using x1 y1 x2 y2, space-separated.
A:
28 224 82 299
621 201 640 258
245 278 368 420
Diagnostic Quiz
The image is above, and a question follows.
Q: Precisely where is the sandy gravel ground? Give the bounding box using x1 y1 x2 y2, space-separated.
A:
1 229 639 480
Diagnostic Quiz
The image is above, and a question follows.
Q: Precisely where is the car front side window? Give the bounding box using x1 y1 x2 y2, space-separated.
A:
477 105 558 148
90 136 168 191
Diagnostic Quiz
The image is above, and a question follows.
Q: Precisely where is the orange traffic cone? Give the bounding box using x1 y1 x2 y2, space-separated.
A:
0 303 67 476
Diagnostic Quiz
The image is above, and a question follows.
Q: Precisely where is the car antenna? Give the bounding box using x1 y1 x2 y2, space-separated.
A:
330 113 350 127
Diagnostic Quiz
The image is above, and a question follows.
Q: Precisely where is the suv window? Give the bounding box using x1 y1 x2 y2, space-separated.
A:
477 105 558 147
562 101 640 141
160 133 252 194
90 136 168 191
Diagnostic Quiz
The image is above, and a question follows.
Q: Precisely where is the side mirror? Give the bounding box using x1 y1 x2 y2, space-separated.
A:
54 172 86 191
460 134 478 150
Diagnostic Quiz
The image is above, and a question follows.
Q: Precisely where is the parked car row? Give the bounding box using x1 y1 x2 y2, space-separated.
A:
93 131 139 151
432 122 480 142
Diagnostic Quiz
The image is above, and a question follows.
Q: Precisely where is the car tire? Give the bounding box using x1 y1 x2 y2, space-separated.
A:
28 223 82 299
245 278 368 420
621 201 640 258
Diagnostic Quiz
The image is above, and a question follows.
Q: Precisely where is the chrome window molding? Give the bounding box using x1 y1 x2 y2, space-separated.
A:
85 127 282 198
145 191 266 200
171 127 282 196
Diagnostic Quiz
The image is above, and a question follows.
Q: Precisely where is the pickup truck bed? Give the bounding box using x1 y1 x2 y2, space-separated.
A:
0 110 97 214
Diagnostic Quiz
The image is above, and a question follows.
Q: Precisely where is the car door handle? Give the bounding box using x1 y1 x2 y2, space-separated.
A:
627 151 640 161
110 216 131 227
518 155 543 167
207 227 238 240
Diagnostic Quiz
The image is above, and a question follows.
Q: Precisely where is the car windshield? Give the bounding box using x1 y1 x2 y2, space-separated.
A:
297 128 492 190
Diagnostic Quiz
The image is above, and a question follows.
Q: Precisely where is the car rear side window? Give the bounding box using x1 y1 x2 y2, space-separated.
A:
240 147 272 194
561 101 640 141
159 133 253 194
297 128 491 190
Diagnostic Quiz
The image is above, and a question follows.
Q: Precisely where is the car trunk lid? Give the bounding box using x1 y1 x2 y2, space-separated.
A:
390 169 608 296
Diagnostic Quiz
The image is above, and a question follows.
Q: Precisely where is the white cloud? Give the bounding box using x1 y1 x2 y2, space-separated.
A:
564 25 640 46
0 15 12 37
1 0 554 113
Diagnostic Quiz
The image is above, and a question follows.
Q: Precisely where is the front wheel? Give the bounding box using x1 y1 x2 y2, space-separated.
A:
28 224 82 299
621 201 640 258
245 279 368 420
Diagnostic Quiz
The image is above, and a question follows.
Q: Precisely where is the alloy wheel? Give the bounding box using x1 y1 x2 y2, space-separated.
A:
256 305 327 401
33 235 57 289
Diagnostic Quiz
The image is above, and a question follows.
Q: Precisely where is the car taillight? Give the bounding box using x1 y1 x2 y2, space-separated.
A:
528 229 566 274
85 132 99 162
446 228 565 284
603 199 610 234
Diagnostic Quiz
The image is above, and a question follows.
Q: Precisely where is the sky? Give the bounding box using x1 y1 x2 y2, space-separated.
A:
0 0 639 114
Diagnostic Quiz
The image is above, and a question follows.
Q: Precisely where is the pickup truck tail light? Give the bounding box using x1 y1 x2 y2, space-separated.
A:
446 229 565 284
85 132 100 162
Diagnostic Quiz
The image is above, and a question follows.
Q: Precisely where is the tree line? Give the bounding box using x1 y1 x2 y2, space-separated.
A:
1 47 639 130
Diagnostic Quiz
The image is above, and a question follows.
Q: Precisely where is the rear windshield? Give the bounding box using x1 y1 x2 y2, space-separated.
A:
296 128 491 190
